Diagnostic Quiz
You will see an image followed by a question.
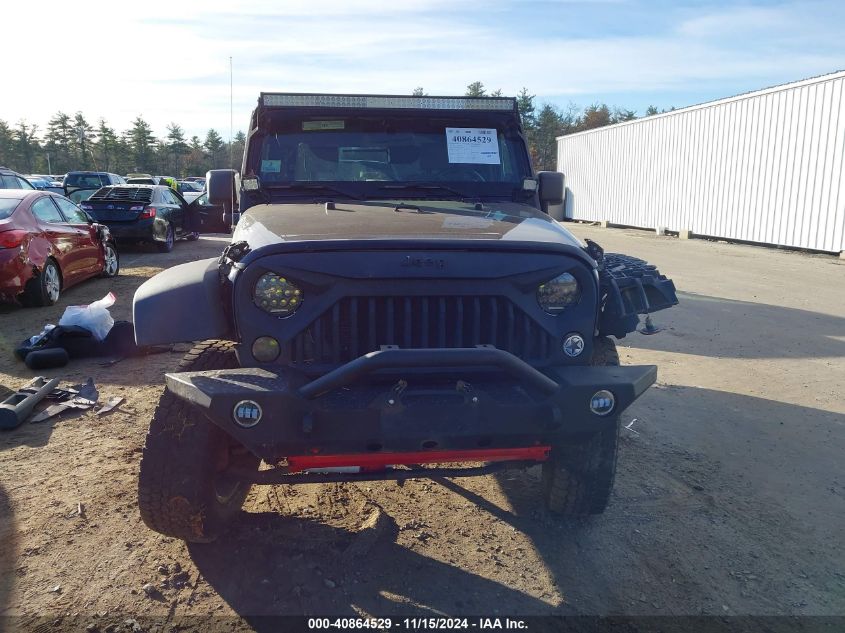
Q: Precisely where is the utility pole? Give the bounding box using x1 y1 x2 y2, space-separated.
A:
229 56 234 170
46 152 51 174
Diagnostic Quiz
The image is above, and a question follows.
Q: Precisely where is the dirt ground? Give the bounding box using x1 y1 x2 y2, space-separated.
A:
0 225 843 632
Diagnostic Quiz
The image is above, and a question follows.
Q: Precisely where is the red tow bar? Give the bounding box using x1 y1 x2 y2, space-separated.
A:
286 446 551 473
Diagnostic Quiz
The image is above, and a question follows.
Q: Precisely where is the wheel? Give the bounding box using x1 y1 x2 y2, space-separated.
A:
23 258 61 307
100 242 120 277
541 336 621 515
156 223 175 252
138 340 259 542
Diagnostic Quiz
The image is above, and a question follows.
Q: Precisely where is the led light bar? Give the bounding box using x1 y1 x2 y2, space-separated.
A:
261 93 516 111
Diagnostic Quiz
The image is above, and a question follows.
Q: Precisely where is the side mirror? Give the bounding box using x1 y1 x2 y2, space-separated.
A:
207 169 240 212
537 171 564 215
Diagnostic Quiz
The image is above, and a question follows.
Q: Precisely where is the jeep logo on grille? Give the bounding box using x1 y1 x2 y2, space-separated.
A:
401 255 446 270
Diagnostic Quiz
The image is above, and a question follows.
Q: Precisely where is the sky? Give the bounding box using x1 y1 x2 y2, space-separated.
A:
6 0 845 142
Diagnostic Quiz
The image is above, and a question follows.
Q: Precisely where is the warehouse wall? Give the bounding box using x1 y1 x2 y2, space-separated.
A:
557 72 845 253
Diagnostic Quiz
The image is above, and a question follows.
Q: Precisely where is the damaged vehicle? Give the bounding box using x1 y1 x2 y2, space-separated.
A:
134 93 678 542
0 190 119 306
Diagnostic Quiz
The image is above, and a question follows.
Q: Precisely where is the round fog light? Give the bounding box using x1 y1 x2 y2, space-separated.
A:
252 336 280 362
589 390 615 416
562 333 585 357
233 400 262 428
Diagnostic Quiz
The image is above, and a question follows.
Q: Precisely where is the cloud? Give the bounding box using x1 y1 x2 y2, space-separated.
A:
3 0 844 139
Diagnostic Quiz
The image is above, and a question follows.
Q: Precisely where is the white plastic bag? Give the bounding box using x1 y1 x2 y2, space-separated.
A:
58 292 116 341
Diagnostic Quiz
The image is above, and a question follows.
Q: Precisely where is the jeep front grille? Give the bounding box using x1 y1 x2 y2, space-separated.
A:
287 295 554 367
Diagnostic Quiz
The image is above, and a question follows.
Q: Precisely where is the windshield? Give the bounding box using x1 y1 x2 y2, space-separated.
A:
249 115 531 199
65 173 108 189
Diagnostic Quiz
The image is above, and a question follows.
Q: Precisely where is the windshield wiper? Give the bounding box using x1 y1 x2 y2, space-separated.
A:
375 183 473 200
265 183 363 200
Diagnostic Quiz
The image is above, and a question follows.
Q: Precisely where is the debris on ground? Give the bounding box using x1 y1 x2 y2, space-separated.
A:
96 396 124 416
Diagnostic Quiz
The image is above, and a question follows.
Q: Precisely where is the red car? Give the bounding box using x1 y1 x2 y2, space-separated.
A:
0 190 119 306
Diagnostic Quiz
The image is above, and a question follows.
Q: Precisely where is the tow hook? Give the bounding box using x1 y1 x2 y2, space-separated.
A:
387 379 408 406
456 380 478 404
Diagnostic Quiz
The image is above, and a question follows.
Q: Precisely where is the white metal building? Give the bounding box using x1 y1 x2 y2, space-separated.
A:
556 70 845 254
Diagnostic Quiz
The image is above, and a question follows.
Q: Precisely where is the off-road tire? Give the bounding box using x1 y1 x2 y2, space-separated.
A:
138 340 258 542
23 258 61 307
542 336 621 515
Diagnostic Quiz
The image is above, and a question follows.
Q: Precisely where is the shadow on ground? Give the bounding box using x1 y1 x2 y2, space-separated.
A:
626 292 845 360
0 485 15 618
190 512 549 629
189 386 845 620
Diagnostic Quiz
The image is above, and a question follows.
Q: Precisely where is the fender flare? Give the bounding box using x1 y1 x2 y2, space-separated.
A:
133 257 230 346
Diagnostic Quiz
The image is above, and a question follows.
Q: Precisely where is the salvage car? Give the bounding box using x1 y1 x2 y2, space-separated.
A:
0 190 119 306
134 93 678 542
80 184 197 252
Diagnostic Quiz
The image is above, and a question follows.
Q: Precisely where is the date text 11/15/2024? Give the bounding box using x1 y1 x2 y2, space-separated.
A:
307 617 528 630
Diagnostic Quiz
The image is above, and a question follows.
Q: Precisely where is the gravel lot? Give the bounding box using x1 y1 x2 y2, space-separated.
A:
0 225 843 631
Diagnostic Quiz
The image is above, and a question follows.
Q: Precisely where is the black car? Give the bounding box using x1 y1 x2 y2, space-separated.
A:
63 171 126 202
133 93 678 543
80 184 223 252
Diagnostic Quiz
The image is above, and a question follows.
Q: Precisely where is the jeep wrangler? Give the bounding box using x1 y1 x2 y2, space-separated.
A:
134 93 678 542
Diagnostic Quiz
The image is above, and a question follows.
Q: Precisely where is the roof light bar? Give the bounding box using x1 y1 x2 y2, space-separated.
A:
261 93 516 111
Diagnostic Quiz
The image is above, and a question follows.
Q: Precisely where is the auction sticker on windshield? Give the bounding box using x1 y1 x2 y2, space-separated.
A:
446 128 500 164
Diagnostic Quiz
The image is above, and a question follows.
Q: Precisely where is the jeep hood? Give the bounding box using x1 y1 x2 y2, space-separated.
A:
232 200 584 250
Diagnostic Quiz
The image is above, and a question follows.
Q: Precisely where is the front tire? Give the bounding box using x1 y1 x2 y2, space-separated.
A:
100 242 120 278
542 336 621 516
138 340 258 542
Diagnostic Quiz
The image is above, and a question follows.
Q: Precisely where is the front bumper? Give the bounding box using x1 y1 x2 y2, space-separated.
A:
166 347 656 463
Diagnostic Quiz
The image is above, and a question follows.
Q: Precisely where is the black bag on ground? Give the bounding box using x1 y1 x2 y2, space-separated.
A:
15 321 141 361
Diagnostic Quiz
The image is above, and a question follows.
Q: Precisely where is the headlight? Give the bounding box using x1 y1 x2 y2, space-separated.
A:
537 272 581 314
254 272 303 316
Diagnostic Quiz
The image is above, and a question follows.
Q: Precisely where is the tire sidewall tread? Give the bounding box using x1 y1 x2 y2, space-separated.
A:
138 340 254 542
542 336 622 516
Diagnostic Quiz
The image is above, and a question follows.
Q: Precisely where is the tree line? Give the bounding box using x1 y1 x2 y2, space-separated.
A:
0 112 245 177
1 85 671 176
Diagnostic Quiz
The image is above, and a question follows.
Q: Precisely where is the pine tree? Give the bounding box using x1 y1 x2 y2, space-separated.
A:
72 112 95 169
533 105 565 171
412 87 426 96
0 120 15 167
166 123 189 176
94 120 119 172
204 129 225 169
13 122 40 173
231 131 246 170
185 135 206 175
126 116 157 172
45 112 74 173
516 88 537 131
612 108 637 123
465 81 486 97
578 104 613 131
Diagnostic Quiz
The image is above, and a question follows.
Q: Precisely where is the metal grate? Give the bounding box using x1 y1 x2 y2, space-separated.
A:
289 295 553 366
